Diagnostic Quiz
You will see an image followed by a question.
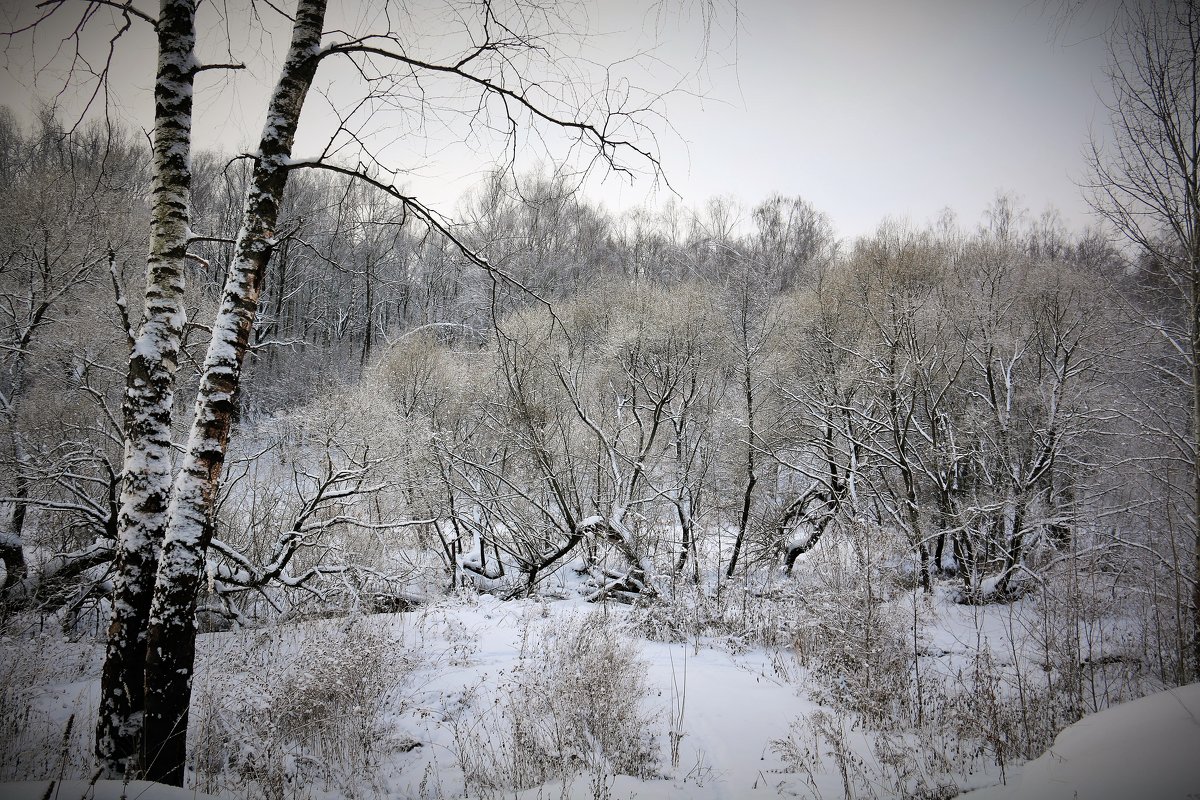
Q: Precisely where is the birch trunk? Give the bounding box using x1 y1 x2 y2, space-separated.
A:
141 0 327 785
96 0 195 777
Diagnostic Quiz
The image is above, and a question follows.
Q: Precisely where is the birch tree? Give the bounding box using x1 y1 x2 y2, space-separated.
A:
135 3 325 782
91 0 198 775
2 0 673 782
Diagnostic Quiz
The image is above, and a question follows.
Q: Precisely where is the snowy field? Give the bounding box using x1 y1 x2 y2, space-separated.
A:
3 587 1197 800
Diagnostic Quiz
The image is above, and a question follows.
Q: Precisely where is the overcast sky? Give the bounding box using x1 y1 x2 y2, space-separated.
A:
624 0 1119 237
0 0 1119 240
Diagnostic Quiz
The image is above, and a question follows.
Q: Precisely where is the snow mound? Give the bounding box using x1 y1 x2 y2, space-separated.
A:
959 682 1200 800
0 780 219 799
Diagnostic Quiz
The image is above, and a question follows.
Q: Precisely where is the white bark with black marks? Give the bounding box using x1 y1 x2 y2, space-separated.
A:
141 0 327 785
96 0 196 778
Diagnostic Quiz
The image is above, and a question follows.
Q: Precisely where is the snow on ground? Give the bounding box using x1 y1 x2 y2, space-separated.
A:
0 591 1191 799
2 597 825 798
350 595 824 799
536 633 822 799
957 682 1200 800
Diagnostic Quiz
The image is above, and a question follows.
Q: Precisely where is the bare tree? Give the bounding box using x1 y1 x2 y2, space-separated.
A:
1086 0 1200 673
0 117 144 611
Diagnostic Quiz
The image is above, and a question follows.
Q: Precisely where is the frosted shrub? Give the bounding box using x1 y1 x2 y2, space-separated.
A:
772 698 975 799
789 534 916 724
635 575 815 653
190 616 419 799
514 613 657 780
793 596 913 724
454 612 657 796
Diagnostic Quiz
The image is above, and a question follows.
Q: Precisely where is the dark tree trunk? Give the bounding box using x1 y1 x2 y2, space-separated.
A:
955 528 977 599
674 508 698 581
726 355 756 579
0 476 28 589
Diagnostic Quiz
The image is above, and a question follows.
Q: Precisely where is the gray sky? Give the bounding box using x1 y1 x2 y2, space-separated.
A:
0 0 1118 239
628 0 1118 237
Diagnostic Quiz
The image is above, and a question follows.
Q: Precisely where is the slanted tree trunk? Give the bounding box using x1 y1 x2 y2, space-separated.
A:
96 0 196 777
4 541 116 611
726 352 757 578
780 489 838 574
141 1 327 785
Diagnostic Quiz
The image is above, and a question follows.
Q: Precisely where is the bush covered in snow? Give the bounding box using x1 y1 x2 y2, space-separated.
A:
448 610 657 796
189 617 421 798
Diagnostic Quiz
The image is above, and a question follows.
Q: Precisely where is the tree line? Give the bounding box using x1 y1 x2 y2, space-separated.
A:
1 103 1195 724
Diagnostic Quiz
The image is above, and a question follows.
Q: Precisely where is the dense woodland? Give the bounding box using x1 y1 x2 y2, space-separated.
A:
1 0 1198 797
1 107 1195 659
